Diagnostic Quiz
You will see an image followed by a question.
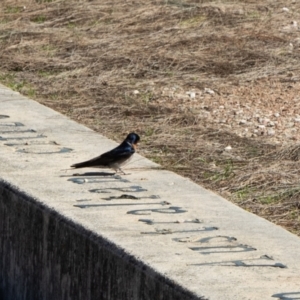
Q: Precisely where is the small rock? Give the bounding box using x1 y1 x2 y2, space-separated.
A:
204 88 215 95
133 90 140 95
274 113 280 117
286 122 295 128
267 121 275 127
189 92 196 99
294 117 300 122
282 7 289 12
282 21 298 32
257 117 264 123
208 162 217 169
239 120 247 125
175 219 184 223
186 91 196 99
232 8 244 15
267 129 275 136
224 145 232 151
257 125 265 129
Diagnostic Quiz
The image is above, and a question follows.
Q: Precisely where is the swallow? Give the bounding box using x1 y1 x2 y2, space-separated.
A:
71 132 140 174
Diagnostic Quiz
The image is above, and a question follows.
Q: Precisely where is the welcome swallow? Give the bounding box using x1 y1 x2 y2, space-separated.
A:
71 132 140 174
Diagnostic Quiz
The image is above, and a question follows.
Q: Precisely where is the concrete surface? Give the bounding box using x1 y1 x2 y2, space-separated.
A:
0 83 300 300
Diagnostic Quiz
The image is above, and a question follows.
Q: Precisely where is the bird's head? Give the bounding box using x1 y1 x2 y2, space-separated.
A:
126 132 140 149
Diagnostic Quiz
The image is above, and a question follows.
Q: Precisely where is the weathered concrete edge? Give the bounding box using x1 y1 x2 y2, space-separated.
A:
0 178 206 300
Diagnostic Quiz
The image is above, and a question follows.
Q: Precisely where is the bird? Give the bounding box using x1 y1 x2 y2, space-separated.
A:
71 132 140 174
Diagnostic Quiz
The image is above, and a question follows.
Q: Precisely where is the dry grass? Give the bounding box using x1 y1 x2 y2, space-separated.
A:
1 0 300 235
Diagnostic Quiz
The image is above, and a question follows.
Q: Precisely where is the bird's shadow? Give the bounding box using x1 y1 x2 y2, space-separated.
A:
272 292 300 299
60 171 117 178
73 171 116 176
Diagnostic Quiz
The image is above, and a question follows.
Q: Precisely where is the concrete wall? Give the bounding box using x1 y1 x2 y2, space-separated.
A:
0 180 200 300
2 87 300 299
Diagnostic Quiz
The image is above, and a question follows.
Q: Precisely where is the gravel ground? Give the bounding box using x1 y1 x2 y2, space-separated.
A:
0 0 300 235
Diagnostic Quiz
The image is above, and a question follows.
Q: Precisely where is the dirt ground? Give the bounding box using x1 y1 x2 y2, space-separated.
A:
1 0 300 235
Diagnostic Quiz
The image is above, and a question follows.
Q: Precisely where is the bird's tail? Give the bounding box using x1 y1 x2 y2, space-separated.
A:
70 161 93 169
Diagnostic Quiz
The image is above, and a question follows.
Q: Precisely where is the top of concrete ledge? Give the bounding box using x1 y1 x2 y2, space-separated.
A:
0 84 300 300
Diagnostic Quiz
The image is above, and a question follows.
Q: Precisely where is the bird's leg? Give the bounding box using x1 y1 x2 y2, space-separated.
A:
113 167 125 175
119 167 126 175
115 167 129 175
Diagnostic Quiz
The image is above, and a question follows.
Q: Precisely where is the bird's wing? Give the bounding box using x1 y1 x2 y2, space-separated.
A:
71 144 134 168
97 146 134 164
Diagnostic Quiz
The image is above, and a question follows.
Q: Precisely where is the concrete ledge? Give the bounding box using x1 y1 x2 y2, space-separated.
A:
1 84 300 299
0 180 200 300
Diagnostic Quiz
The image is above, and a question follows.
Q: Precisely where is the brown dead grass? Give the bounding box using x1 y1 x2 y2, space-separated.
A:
1 0 300 235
